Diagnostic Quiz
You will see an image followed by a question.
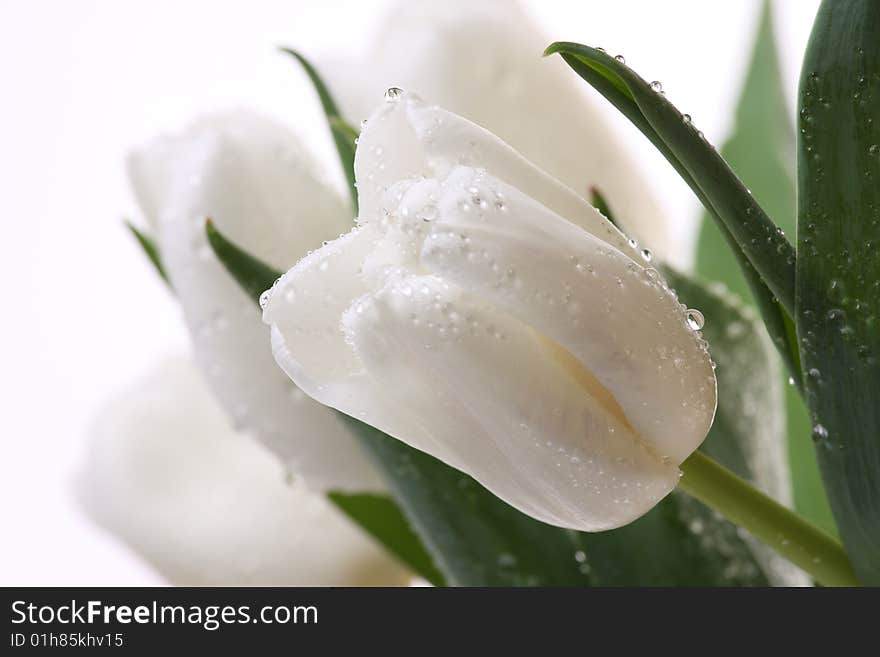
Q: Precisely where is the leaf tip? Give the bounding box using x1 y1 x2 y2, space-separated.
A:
543 42 563 57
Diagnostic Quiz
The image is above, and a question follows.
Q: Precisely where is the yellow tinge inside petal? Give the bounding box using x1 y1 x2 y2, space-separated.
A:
539 334 636 437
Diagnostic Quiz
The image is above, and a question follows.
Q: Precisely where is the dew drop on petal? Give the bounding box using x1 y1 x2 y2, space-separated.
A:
419 204 438 222
686 309 705 330
614 54 626 64
650 80 663 93
384 86 404 102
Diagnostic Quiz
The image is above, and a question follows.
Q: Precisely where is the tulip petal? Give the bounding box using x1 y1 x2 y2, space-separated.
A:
128 112 383 492
76 357 411 586
325 0 672 260
340 274 678 530
415 166 717 464
263 223 459 466
355 94 637 260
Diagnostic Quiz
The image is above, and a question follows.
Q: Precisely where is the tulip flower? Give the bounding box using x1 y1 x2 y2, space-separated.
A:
127 112 383 493
76 357 411 586
263 91 718 532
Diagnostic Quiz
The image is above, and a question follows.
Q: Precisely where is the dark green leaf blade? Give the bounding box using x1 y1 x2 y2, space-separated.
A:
544 40 796 315
205 219 280 304
125 221 169 286
279 48 357 211
694 1 835 535
327 491 445 586
797 0 880 584
588 186 614 226
664 268 804 584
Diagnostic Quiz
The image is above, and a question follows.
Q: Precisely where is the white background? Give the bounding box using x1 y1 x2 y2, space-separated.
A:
0 0 820 585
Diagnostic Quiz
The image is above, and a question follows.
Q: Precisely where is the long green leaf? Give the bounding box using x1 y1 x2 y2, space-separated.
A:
694 1 835 536
205 219 280 304
545 41 796 348
280 48 358 211
327 491 445 585
797 0 880 584
205 220 788 585
665 269 808 584
125 221 169 286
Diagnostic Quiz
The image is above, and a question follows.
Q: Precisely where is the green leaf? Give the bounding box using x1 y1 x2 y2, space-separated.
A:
280 48 358 212
206 220 781 585
327 491 445 586
125 221 169 286
205 219 280 304
694 1 836 536
667 269 803 584
545 40 796 341
797 0 880 584
588 186 614 226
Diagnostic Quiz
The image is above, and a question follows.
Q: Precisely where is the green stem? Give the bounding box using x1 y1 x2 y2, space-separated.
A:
679 450 859 586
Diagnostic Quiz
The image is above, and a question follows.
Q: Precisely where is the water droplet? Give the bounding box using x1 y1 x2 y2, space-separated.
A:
812 423 829 441
686 309 705 330
627 238 638 249
574 550 587 563
787 376 796 386
419 204 438 222
682 113 692 125
384 86 404 102
614 54 626 64
650 80 663 93
870 144 879 156
640 248 652 262
259 289 272 309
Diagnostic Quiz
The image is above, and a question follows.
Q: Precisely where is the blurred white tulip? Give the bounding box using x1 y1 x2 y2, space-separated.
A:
323 0 671 261
127 112 383 492
264 93 717 532
76 356 411 586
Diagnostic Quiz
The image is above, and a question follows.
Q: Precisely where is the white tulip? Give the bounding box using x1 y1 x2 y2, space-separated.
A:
127 112 383 492
76 356 411 586
323 0 672 262
263 92 717 532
